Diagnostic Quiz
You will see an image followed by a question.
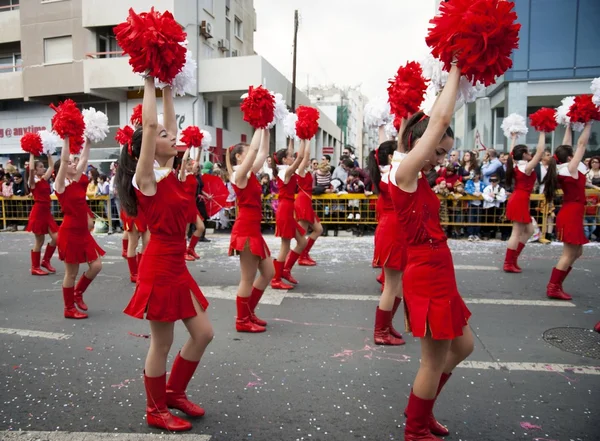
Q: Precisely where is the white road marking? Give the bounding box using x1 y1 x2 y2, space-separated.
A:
458 361 600 375
0 327 72 340
454 264 499 271
201 286 286 305
0 431 211 440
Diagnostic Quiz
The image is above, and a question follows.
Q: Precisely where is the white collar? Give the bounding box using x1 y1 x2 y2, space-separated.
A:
379 165 391 173
276 164 289 171
392 151 406 162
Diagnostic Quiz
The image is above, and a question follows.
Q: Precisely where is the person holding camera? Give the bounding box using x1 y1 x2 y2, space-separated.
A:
481 173 507 239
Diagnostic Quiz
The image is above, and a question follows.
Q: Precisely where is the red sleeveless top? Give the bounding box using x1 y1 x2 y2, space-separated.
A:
513 167 536 193
559 171 586 205
277 174 298 201
56 175 90 230
232 172 263 221
32 178 52 204
182 174 198 201
297 173 313 195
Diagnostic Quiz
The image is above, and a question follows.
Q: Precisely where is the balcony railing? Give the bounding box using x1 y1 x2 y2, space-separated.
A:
0 63 22 73
85 51 126 59
0 3 19 12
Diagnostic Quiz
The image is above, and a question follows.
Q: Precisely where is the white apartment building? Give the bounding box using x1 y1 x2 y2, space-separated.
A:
0 0 341 169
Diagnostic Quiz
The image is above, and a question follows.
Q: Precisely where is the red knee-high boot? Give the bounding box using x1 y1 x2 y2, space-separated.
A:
282 250 300 284
546 267 571 300
166 352 205 417
122 238 128 259
41 245 57 273
298 237 317 266
236 296 266 332
390 297 404 339
144 372 192 431
373 307 404 346
404 391 444 441
594 321 600 333
404 373 451 437
31 250 49 276
249 287 267 326
503 248 521 273
187 236 200 259
271 260 294 290
74 274 93 311
63 286 87 319
127 256 138 283
514 242 526 271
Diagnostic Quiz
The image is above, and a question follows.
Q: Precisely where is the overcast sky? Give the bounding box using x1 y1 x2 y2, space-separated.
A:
253 0 436 102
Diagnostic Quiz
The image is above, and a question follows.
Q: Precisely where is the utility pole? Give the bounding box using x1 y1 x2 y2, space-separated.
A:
291 10 299 111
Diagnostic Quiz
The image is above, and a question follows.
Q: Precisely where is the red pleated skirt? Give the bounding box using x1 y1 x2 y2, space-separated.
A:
121 210 148 233
295 192 320 223
373 212 406 271
229 210 270 260
187 201 204 223
276 198 306 239
556 202 588 245
506 190 532 224
124 235 209 321
402 243 471 340
26 202 59 235
57 227 105 264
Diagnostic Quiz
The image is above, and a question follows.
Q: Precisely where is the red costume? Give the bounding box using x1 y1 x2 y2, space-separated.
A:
56 175 105 263
556 164 588 245
26 178 59 235
275 171 305 239
182 173 204 222
294 172 319 223
120 208 148 233
123 168 209 321
506 162 536 224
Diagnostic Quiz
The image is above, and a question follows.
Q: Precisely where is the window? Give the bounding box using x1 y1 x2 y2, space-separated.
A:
44 36 73 64
0 53 21 73
0 0 19 11
97 29 121 58
203 43 214 59
231 49 238 57
205 101 213 127
202 0 213 15
222 106 229 130
226 17 231 41
234 16 243 40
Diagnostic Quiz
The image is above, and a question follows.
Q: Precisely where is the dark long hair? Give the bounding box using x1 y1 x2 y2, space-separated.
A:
505 144 528 188
367 140 396 195
271 149 288 178
115 128 143 217
401 111 454 152
542 144 573 203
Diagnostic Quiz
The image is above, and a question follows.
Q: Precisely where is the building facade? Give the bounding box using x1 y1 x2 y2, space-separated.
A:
0 0 341 169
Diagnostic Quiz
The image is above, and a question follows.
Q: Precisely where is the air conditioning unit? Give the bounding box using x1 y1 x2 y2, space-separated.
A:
231 50 239 57
218 39 230 51
200 21 213 38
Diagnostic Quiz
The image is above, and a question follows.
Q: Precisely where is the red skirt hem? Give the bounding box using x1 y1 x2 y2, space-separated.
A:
276 199 306 239
229 235 271 260
556 203 588 245
506 190 532 224
295 194 320 223
26 205 59 235
373 213 406 271
57 228 105 263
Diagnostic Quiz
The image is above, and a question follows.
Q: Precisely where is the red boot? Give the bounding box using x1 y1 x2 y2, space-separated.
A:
594 322 600 333
31 250 49 276
374 307 405 345
404 391 444 441
514 242 526 271
271 260 294 290
282 250 300 284
63 286 88 319
122 238 128 259
503 248 521 273
41 245 57 273
187 236 200 259
249 287 267 326
376 269 385 285
390 297 403 340
74 274 93 311
127 256 138 283
236 296 266 332
298 237 317 266
144 372 192 431
166 353 205 417
429 373 451 436
546 268 572 300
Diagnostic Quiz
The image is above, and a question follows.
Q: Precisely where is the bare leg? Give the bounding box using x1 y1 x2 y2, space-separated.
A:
180 296 214 362
413 335 452 399
236 249 260 298
145 321 175 377
255 256 275 291
33 234 45 252
378 268 402 311
277 238 291 263
443 326 475 373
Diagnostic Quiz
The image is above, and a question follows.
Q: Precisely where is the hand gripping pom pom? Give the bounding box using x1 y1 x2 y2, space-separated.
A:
201 130 212 150
568 94 600 124
592 78 600 107
529 108 558 133
38 130 61 156
130 104 142 127
284 113 299 140
156 48 197 96
268 93 289 130
387 61 428 119
20 132 43 156
295 106 320 140
115 126 134 147
555 96 575 127
240 85 275 129
82 107 110 143
50 99 85 154
501 113 528 138
426 0 521 87
114 8 187 84
364 98 392 128
180 126 204 148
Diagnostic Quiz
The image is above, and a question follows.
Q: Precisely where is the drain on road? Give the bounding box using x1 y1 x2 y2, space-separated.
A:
543 327 600 360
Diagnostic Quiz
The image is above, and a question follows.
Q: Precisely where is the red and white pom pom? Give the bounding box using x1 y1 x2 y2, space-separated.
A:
426 0 520 87
555 96 575 128
295 106 320 140
240 85 276 129
114 8 187 84
568 94 600 125
20 132 43 156
283 112 299 140
384 119 398 139
130 104 142 127
268 92 289 129
387 61 428 119
156 46 197 97
201 129 212 150
591 78 600 107
421 54 484 105
529 108 558 133
83 107 109 143
180 126 203 148
50 99 85 153
38 130 61 156
115 126 134 147
364 97 392 128
501 113 528 138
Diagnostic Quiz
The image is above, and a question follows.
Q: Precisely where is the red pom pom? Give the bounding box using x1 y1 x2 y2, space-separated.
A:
426 0 520 87
240 86 275 129
387 61 428 119
180 126 204 148
295 106 320 140
21 132 43 156
568 94 600 124
114 8 187 84
115 126 134 147
130 104 142 127
50 99 85 142
529 108 558 133
69 134 85 155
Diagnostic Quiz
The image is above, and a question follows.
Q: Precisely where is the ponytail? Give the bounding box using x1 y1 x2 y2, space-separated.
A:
272 149 287 178
367 140 396 194
505 154 515 188
115 128 143 217
542 158 558 203
225 145 233 177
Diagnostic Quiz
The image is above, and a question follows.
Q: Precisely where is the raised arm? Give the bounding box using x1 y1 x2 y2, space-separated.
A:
135 77 159 196
296 139 311 177
378 126 387 144
28 153 35 190
43 154 54 181
179 148 191 182
509 133 518 154
284 139 305 182
235 129 263 188
251 129 271 174
162 86 177 137
525 132 546 175
568 122 591 176
74 139 91 181
562 126 572 147
54 137 70 194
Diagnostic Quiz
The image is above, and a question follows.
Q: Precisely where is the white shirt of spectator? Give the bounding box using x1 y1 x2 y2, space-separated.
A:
482 183 507 208
557 162 587 178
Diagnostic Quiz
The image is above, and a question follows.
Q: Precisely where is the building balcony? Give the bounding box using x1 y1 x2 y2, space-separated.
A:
0 5 21 44
83 52 142 92
0 67 23 100
82 0 177 27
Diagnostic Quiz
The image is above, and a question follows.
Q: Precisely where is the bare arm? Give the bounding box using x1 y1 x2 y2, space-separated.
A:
28 153 35 190
568 122 591 177
562 127 572 147
74 139 91 181
525 132 545 175
378 126 387 144
235 129 263 189
179 148 190 182
296 139 311 178
43 155 54 181
194 145 201 164
54 137 70 194
162 86 177 137
135 77 159 196
284 139 305 182
509 133 517 154
251 129 271 174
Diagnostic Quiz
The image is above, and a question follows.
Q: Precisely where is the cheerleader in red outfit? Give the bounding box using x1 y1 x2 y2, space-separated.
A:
541 122 592 301
270 140 307 289
503 132 546 272
226 129 275 333
295 139 323 266
54 138 105 319
391 66 473 440
118 79 213 432
367 139 406 346
119 202 149 282
26 152 59 276
179 148 205 261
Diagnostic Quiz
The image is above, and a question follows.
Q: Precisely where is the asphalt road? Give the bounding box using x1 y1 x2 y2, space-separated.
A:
0 232 599 441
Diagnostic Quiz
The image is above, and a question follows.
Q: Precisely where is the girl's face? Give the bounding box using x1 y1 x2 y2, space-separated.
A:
282 152 294 166
463 152 471 163
420 135 454 171
67 155 78 176
235 145 249 165
591 158 600 170
522 150 532 161
185 160 193 173
35 162 46 176
155 124 178 161
3 176 9 183
311 160 318 170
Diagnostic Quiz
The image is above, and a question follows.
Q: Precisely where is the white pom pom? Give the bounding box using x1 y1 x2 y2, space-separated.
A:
421 84 438 116
156 49 197 97
82 107 109 143
201 129 212 150
501 113 528 138
421 54 483 105
364 97 392 128
284 112 299 140
268 92 289 129
384 120 397 139
555 96 575 127
572 122 585 132
591 77 600 106
458 78 484 104
38 130 61 155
